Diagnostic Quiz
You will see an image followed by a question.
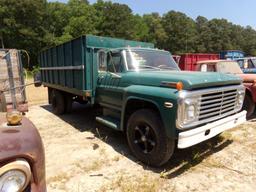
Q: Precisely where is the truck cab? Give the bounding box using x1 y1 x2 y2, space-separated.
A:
39 35 247 167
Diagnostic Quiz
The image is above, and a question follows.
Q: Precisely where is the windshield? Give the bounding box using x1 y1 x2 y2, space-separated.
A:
217 61 243 74
123 49 180 71
251 58 256 67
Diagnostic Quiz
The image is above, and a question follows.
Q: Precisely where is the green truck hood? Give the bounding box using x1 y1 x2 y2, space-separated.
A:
123 70 242 90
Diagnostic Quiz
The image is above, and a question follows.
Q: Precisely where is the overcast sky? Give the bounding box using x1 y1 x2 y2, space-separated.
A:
48 0 256 29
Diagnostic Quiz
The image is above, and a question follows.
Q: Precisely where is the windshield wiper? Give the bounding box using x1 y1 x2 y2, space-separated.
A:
158 65 178 70
139 65 161 70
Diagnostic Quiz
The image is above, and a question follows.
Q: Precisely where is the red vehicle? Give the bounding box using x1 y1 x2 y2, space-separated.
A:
178 53 220 71
0 111 46 191
196 60 256 118
0 50 46 191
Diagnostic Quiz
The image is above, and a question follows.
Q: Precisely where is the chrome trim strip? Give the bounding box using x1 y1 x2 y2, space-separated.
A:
164 102 173 108
40 65 84 70
179 84 244 98
200 99 236 110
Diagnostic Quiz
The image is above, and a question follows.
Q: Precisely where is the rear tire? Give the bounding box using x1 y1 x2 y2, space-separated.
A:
243 94 255 118
0 92 7 112
51 90 65 115
65 93 73 113
126 109 175 167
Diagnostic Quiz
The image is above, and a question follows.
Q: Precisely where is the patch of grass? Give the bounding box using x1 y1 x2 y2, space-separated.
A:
47 172 70 190
100 174 166 192
75 159 105 172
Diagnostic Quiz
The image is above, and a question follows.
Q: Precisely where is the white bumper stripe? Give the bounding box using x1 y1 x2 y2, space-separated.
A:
178 110 247 149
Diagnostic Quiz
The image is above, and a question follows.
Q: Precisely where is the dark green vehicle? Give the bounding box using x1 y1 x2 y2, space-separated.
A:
38 35 246 166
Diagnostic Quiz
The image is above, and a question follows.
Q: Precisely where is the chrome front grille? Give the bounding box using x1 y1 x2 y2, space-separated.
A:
199 89 237 121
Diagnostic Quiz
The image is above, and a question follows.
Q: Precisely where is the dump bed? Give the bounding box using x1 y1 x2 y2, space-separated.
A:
39 35 154 98
0 49 27 112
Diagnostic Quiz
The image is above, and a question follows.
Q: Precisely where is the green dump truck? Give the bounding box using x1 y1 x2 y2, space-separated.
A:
38 35 246 166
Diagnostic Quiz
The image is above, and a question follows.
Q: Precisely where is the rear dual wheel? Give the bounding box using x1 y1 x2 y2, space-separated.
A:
51 90 73 115
126 109 175 167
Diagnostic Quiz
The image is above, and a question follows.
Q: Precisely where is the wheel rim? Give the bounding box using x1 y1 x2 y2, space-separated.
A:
132 123 157 154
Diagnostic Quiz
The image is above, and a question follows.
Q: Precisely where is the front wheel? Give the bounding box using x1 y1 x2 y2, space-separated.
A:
126 109 175 167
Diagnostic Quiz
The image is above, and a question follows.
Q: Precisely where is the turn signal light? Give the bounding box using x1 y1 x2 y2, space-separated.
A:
6 111 22 125
176 82 183 91
161 81 184 91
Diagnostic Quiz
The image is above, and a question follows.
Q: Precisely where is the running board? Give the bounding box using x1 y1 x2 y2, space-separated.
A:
96 116 120 130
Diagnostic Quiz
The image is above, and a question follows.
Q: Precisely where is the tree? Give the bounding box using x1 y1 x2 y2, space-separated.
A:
195 16 210 52
93 1 136 39
131 14 149 41
162 11 198 54
0 0 48 66
143 13 167 48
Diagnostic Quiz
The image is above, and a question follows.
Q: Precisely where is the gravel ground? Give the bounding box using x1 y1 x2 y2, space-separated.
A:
26 85 256 192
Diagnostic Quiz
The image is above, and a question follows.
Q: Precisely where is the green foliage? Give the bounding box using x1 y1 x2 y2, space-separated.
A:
162 11 198 53
143 13 167 48
1 0 256 68
0 0 47 65
93 1 136 39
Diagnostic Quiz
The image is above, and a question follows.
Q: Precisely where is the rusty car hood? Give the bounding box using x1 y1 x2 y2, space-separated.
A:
0 114 46 191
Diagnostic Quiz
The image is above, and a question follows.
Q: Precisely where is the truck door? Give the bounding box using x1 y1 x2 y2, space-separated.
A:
96 51 124 111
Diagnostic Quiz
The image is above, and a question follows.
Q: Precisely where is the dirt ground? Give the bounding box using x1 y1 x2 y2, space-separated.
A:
25 84 256 192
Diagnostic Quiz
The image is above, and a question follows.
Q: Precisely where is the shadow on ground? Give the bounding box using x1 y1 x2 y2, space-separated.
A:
41 103 233 178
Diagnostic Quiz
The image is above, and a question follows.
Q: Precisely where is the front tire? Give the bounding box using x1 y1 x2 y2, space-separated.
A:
243 94 255 118
126 109 174 167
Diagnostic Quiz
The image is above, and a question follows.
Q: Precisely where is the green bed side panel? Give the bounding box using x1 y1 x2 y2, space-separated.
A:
39 35 154 95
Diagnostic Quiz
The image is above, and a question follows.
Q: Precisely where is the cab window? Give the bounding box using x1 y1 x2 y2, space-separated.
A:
98 51 107 71
107 52 124 73
200 64 216 72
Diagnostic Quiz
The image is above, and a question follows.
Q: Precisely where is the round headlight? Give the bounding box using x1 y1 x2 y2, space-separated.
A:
0 160 31 192
0 170 26 192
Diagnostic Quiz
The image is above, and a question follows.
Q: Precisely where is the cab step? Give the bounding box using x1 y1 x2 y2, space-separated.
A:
96 116 120 130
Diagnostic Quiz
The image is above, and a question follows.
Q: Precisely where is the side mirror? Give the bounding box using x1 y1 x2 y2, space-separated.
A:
34 72 42 87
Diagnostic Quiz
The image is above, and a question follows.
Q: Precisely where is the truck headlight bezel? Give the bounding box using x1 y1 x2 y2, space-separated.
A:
176 93 200 129
236 90 245 110
0 160 31 192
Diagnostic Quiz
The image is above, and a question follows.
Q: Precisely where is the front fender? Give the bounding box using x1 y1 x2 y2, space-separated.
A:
0 115 46 191
121 85 179 139
244 84 256 102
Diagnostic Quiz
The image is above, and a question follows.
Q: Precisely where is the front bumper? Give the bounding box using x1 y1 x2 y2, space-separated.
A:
178 110 247 149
